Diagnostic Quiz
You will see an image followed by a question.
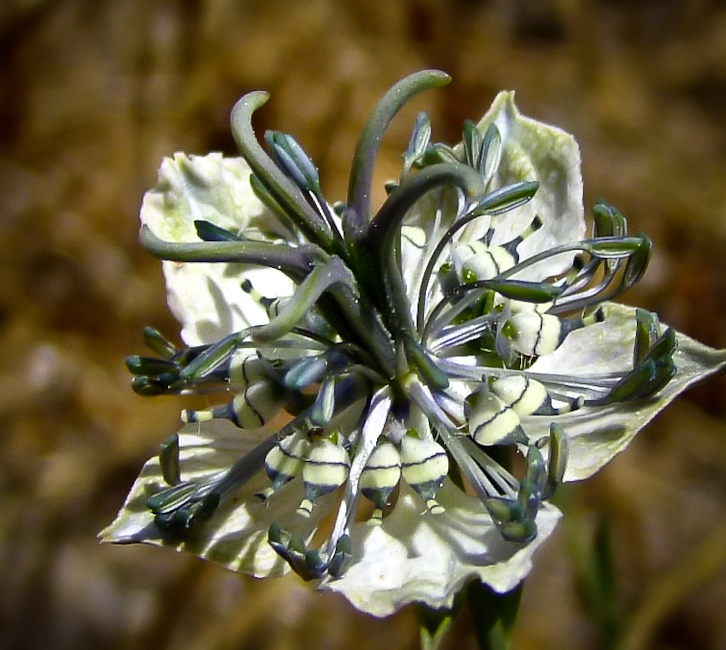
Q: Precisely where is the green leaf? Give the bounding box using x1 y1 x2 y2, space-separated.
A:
417 604 456 650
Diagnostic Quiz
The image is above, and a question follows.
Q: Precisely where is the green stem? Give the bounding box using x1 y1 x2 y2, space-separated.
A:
345 70 452 241
467 581 523 650
417 604 459 650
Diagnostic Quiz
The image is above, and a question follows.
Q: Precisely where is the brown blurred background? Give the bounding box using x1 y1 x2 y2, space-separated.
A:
2 1 726 649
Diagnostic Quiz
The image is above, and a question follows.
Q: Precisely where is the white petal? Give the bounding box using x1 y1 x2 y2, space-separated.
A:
463 92 586 280
322 481 561 617
99 419 331 577
140 153 294 345
526 302 726 480
164 263 292 346
401 225 427 306
142 153 260 239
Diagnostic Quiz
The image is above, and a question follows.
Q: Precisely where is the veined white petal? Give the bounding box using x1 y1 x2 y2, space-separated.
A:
526 302 726 480
458 92 586 280
321 482 561 617
164 264 293 346
142 153 259 239
99 420 331 577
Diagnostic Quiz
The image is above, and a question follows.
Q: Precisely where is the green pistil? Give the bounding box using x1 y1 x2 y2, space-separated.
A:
365 163 486 339
139 226 322 281
230 92 336 252
345 70 452 242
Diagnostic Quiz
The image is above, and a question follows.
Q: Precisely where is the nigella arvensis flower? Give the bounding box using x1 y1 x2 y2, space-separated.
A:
101 71 726 617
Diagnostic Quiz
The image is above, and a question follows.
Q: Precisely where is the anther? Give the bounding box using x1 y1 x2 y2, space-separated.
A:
400 433 448 514
159 433 181 486
467 389 526 446
298 436 350 518
360 441 402 524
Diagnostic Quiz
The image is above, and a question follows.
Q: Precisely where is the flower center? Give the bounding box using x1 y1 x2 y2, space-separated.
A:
129 71 676 580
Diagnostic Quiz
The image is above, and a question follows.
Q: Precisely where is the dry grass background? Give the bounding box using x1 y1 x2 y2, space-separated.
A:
2 1 726 649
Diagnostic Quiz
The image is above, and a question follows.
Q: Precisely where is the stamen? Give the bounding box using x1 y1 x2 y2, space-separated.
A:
298 434 350 517
469 180 541 218
142 326 178 359
230 92 334 249
462 119 483 169
458 438 518 498
592 199 627 239
400 432 449 514
634 308 660 365
423 284 490 343
415 193 466 330
158 433 181 486
360 440 402 524
327 535 353 578
424 278 559 346
309 376 337 426
439 427 506 504
401 112 432 179
265 130 322 195
194 219 245 242
284 355 329 390
420 142 460 165
126 355 179 378
541 423 568 499
405 336 449 390
267 524 320 581
429 312 498 354
432 388 467 424
478 122 502 185
147 428 279 532
587 356 676 406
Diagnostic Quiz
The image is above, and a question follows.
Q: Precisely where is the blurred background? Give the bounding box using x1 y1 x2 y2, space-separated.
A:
2 1 726 648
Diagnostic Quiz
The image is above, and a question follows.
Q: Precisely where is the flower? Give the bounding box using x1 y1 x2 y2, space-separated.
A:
101 71 726 617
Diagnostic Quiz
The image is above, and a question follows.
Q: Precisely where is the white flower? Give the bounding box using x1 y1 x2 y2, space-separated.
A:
101 72 726 617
